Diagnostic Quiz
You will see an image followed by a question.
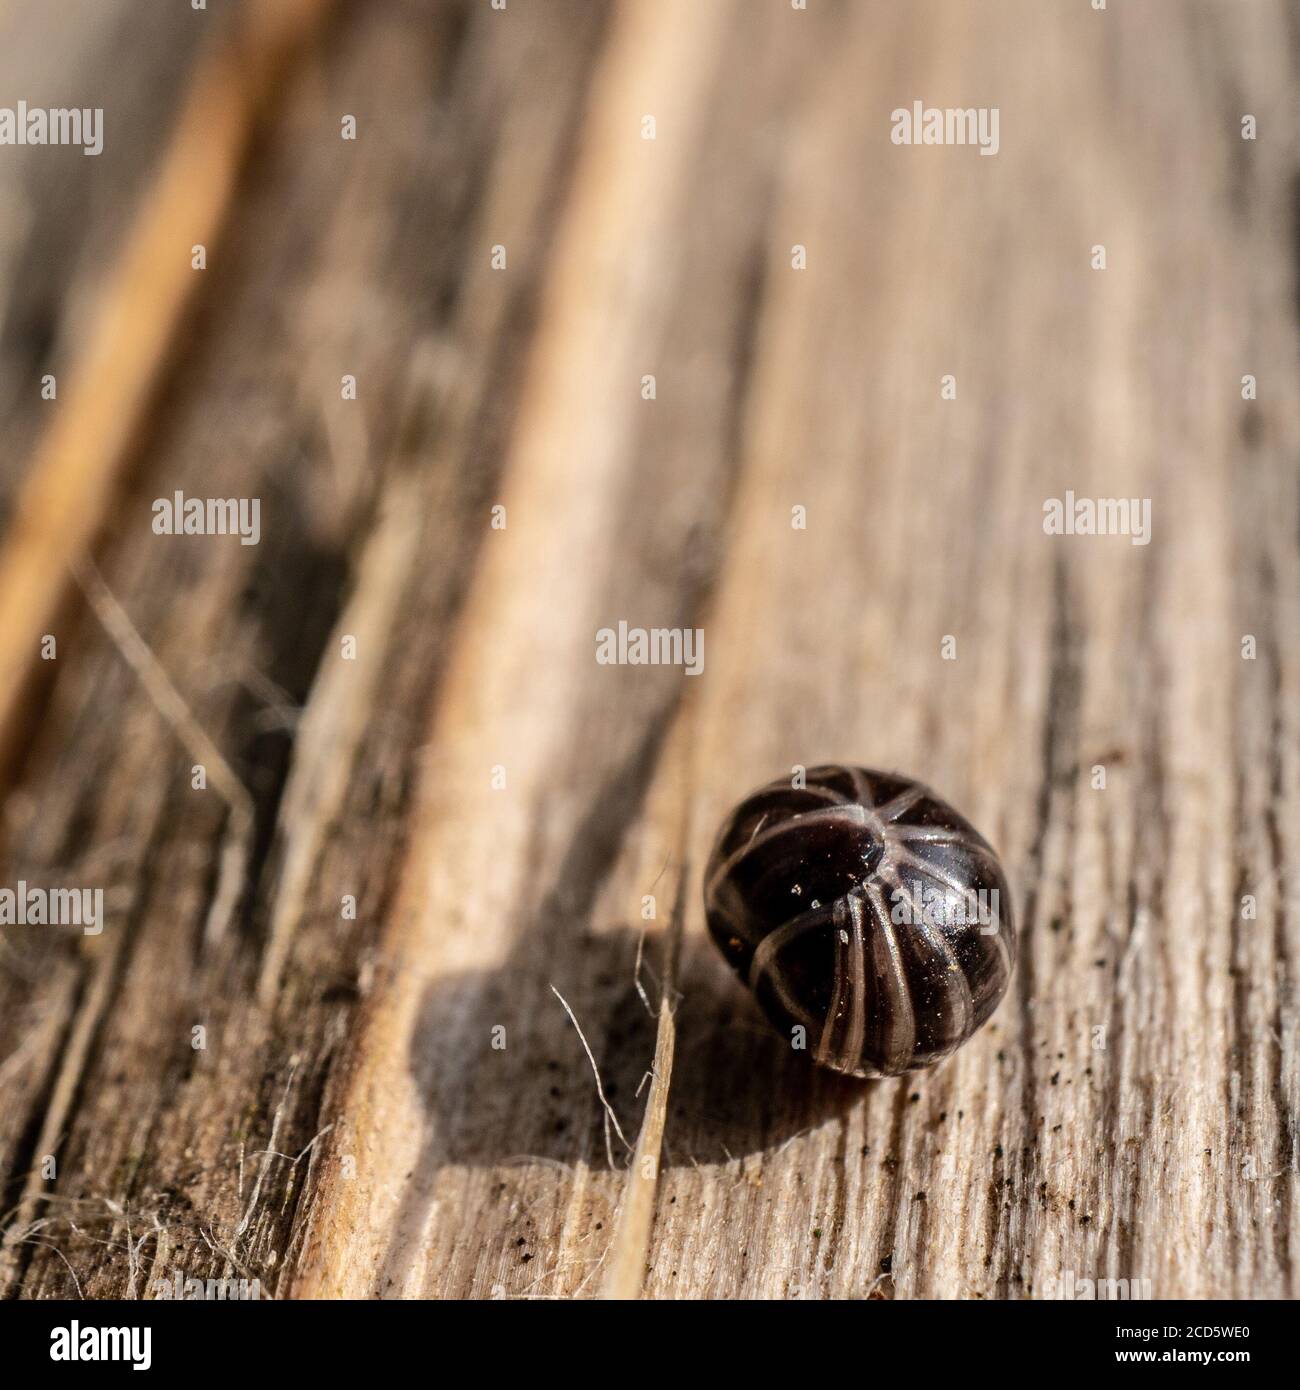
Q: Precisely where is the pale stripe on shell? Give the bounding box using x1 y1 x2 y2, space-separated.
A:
816 898 851 1068
864 878 917 1073
890 843 1013 982
879 863 975 1052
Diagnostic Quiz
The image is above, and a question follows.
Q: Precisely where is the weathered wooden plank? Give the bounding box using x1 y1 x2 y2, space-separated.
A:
1 0 1297 1302
291 0 780 1298
291 0 1300 1300
0 0 607 1298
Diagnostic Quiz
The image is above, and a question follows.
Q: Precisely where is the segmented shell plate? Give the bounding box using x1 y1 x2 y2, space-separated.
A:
704 765 1015 1078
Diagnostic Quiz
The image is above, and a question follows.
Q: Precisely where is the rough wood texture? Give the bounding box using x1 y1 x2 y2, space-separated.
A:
1 0 1297 1301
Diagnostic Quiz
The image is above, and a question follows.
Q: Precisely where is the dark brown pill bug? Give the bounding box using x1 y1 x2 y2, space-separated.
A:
704 765 1015 1079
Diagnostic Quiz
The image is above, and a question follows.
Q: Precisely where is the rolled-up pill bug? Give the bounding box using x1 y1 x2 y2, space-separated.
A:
704 765 1015 1079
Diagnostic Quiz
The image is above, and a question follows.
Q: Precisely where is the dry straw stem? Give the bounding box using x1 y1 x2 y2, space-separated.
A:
72 557 254 951
0 0 335 781
551 985 633 1169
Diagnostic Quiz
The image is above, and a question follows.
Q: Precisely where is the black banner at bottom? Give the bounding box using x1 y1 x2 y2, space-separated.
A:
0 1296 1279 1374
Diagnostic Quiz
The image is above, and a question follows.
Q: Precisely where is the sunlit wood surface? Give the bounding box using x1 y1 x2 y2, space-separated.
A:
0 0 1297 1299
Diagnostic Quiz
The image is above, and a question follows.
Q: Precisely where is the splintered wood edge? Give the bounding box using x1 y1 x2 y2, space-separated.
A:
256 465 428 1008
598 718 694 1299
287 0 737 1298
598 927 679 1298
